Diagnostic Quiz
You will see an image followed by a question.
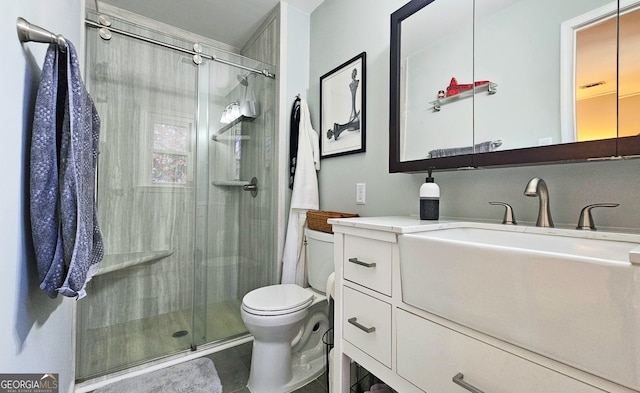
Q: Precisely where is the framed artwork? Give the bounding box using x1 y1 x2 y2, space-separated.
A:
320 52 366 158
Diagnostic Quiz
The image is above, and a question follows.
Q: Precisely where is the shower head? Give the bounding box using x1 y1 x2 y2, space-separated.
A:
237 73 249 86
238 72 258 86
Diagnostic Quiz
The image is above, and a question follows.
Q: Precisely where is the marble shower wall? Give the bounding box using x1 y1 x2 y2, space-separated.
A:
235 10 280 299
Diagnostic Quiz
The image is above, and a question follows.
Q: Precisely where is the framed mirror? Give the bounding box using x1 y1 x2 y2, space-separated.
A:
389 0 640 172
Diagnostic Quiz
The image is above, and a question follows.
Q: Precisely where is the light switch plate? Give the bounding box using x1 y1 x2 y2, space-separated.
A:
356 183 366 204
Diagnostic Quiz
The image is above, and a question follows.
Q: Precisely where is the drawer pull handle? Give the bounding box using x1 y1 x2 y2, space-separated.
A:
348 317 376 333
348 258 376 268
452 373 485 393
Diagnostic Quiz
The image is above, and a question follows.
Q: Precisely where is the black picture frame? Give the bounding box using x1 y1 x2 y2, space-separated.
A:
320 52 366 158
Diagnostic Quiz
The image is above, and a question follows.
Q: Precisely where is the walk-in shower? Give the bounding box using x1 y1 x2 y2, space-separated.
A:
76 10 278 382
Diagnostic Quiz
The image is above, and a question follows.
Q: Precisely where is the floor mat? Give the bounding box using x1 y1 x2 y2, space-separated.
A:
93 358 222 393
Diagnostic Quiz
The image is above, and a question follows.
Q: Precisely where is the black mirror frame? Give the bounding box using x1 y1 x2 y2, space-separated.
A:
389 0 634 173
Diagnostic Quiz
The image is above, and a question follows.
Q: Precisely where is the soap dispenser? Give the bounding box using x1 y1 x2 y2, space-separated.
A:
420 169 440 220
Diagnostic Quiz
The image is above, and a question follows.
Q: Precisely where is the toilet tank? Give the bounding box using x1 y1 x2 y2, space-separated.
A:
304 228 334 292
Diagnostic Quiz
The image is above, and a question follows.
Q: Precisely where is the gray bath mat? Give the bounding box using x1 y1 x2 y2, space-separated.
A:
94 357 222 393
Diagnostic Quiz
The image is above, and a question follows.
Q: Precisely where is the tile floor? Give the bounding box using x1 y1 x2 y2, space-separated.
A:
207 341 328 393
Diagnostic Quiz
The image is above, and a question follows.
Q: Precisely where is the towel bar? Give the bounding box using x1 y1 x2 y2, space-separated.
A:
16 17 67 52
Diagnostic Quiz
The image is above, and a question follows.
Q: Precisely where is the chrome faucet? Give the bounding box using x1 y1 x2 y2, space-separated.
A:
524 177 554 227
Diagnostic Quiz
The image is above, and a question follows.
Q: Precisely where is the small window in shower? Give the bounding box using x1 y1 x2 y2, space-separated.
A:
141 113 194 187
151 150 188 184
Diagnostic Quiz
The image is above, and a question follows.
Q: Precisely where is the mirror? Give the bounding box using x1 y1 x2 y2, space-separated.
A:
390 0 640 172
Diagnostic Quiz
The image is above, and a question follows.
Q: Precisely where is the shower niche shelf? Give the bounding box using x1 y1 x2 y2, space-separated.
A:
212 134 250 142
211 180 251 187
211 115 253 141
96 250 174 276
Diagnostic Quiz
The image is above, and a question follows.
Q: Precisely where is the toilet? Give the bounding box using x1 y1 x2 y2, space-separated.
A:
241 228 334 393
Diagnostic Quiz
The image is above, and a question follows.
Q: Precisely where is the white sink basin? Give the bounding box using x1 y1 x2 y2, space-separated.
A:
399 224 640 390
417 226 636 262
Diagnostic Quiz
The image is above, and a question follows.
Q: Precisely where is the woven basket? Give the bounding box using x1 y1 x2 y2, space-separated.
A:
306 210 359 234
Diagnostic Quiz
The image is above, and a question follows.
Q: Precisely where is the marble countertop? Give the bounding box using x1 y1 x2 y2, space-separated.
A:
328 215 640 238
328 216 640 263
327 215 448 233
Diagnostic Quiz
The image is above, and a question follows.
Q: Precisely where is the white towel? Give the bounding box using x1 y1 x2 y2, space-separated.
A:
281 99 320 285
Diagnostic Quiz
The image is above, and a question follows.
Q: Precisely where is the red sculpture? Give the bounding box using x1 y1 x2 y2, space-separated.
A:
445 77 490 97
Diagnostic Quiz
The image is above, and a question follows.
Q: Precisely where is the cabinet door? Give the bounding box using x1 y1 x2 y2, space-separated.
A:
343 286 392 368
396 309 605 393
344 235 392 295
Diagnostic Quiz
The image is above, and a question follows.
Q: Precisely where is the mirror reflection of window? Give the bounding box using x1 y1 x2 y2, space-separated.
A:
574 12 618 142
575 4 640 142
618 6 640 138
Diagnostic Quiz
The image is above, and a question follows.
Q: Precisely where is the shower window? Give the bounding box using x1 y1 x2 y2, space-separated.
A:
142 113 194 186
152 151 187 184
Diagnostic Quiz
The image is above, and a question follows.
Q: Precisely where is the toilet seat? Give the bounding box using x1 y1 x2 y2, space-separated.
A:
242 284 314 316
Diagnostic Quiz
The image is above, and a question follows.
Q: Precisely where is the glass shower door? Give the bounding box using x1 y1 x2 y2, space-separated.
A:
78 16 200 381
191 50 278 347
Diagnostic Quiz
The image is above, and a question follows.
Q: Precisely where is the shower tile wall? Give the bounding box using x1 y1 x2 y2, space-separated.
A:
236 11 279 299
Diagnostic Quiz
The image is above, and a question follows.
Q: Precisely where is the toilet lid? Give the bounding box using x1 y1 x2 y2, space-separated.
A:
242 284 314 315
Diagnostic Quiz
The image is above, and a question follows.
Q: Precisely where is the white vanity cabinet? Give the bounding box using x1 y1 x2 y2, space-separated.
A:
343 286 392 368
396 309 604 393
341 232 394 367
329 217 639 393
343 234 392 296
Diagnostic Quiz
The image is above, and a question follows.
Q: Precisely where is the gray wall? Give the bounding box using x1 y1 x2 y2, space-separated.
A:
1 1 81 392
309 0 640 231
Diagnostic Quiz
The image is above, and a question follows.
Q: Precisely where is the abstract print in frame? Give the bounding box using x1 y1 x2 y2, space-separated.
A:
320 52 366 158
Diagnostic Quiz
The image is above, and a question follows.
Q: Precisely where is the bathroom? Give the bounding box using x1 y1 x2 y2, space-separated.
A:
3 0 640 392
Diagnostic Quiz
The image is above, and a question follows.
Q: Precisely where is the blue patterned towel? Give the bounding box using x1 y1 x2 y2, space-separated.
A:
30 41 103 299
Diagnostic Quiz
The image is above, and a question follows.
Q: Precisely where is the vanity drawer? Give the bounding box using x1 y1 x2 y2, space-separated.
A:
396 309 605 393
343 235 392 295
343 286 392 368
